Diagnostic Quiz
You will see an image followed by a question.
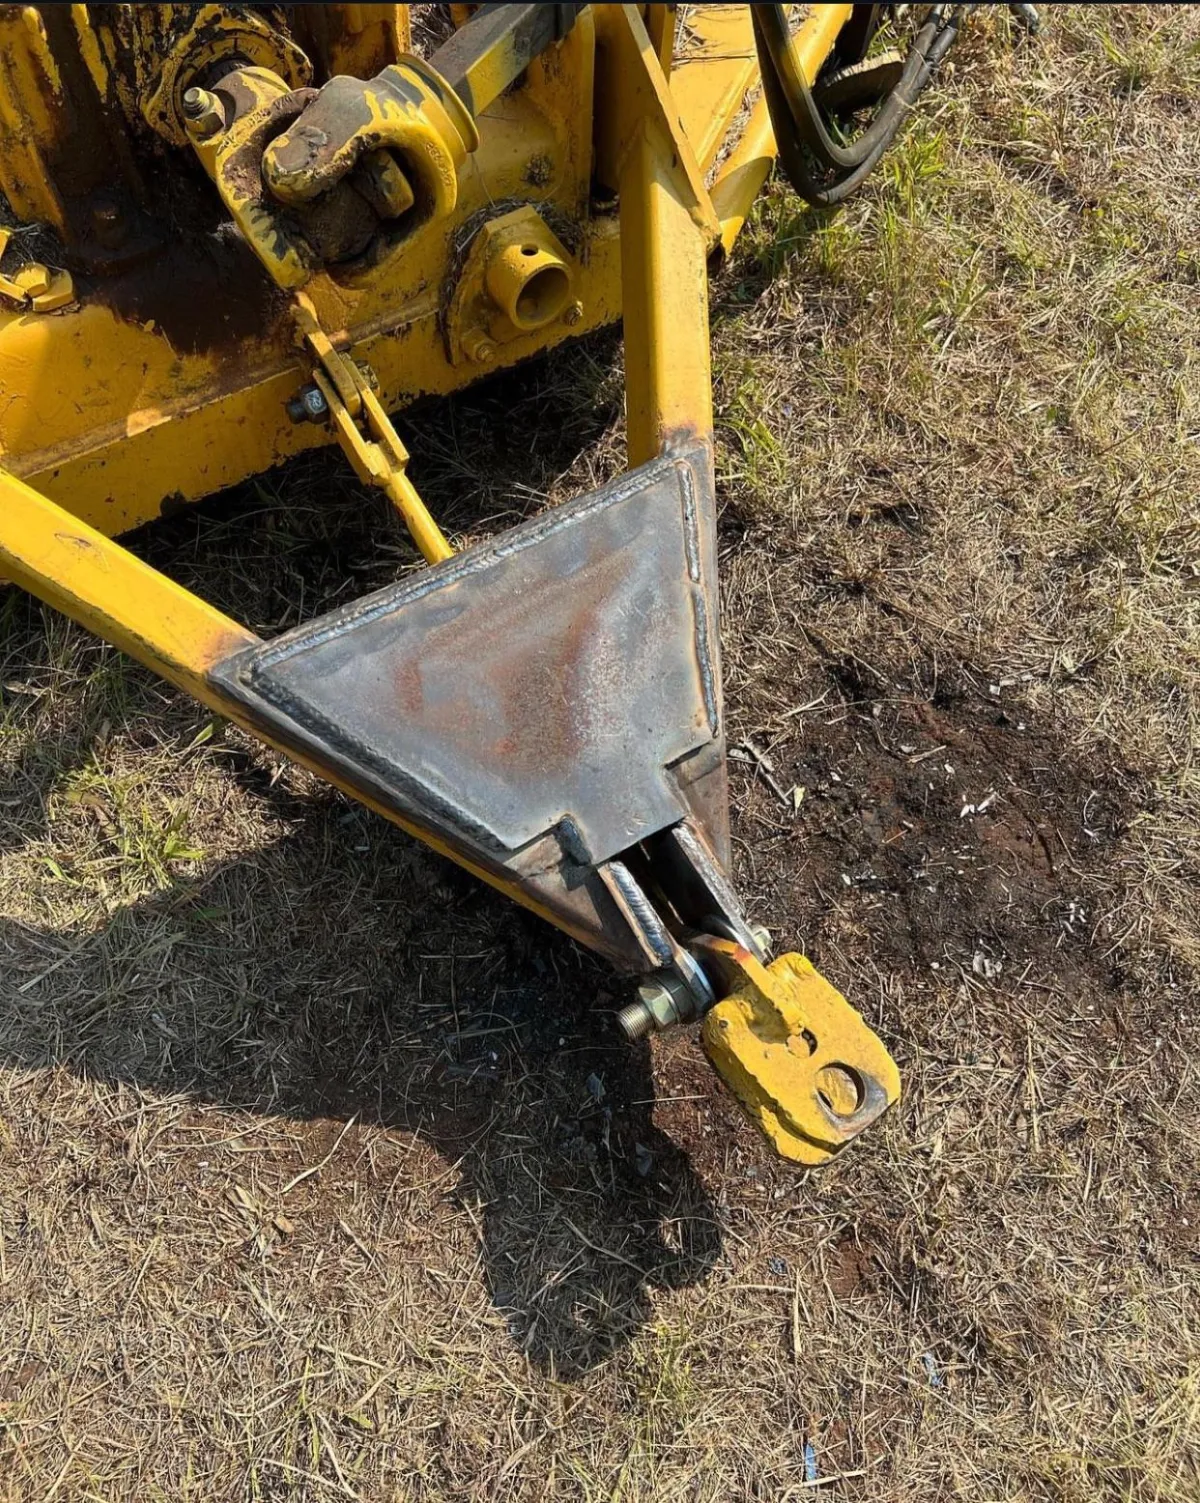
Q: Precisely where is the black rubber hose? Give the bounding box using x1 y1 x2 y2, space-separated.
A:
752 3 966 207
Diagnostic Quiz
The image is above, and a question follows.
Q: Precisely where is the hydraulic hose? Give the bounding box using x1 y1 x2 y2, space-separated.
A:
752 3 969 207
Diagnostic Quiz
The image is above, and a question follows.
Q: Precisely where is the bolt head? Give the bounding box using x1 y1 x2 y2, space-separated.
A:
562 300 584 326
287 385 330 424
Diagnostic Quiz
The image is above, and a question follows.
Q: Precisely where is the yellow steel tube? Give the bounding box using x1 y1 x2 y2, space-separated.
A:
620 126 712 465
385 472 454 564
0 467 257 704
794 3 855 86
711 90 776 257
604 5 714 465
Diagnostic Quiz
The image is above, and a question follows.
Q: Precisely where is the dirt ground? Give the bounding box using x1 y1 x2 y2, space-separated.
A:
2 6 1199 1500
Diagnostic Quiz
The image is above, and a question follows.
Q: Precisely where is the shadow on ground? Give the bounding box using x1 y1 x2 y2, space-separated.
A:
0 768 723 1379
0 336 734 1377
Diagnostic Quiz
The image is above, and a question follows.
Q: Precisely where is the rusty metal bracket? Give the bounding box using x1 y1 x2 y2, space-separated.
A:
211 438 719 863
209 439 730 973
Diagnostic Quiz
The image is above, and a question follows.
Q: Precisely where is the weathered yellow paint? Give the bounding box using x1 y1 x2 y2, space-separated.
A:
602 4 715 465
214 54 480 289
791 2 856 86
0 466 257 700
0 3 848 535
667 3 758 171
0 232 623 534
294 4 412 79
700 940 901 1165
0 5 68 232
0 17 601 527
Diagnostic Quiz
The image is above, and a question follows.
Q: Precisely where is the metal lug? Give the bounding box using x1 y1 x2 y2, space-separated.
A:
696 936 900 1166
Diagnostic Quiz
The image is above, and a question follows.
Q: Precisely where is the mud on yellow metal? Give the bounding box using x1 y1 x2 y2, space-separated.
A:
0 3 912 1166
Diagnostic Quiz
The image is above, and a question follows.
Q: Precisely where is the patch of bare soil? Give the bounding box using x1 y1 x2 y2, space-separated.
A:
755 688 1133 985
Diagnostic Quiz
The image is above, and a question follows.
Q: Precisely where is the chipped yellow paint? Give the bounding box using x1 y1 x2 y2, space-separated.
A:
700 939 901 1165
0 3 847 532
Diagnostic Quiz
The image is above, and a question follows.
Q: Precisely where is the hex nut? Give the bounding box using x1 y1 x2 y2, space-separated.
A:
302 387 329 419
463 330 496 364
181 87 225 140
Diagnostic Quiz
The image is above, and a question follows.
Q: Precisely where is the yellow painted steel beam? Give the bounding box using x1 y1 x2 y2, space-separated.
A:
0 467 257 703
603 5 714 465
668 4 758 172
794 4 856 86
710 90 777 257
643 4 676 76
619 134 712 465
594 4 718 239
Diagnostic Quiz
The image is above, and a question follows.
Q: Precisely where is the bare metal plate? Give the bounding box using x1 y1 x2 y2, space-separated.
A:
212 442 721 867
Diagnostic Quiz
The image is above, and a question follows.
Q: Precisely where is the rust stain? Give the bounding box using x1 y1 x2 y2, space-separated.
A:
87 233 289 357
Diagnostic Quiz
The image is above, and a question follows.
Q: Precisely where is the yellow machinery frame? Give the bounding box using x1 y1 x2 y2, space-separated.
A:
0 4 902 1163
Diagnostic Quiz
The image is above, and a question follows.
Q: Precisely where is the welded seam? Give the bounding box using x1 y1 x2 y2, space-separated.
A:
677 457 720 737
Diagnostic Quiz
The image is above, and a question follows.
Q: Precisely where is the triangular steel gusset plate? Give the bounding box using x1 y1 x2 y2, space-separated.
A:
211 441 730 969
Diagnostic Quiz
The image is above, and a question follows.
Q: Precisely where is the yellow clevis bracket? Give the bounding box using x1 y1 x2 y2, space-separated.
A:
697 938 901 1166
292 297 454 565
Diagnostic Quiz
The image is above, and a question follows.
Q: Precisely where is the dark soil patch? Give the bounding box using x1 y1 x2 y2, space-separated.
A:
743 688 1136 990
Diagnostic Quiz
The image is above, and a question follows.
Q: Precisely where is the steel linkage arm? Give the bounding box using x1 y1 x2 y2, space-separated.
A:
578 6 902 1162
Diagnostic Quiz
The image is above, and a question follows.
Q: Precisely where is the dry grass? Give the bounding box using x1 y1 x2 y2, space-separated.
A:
3 6 1200 1499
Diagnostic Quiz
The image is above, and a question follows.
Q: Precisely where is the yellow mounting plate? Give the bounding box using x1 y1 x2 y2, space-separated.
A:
699 939 901 1165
